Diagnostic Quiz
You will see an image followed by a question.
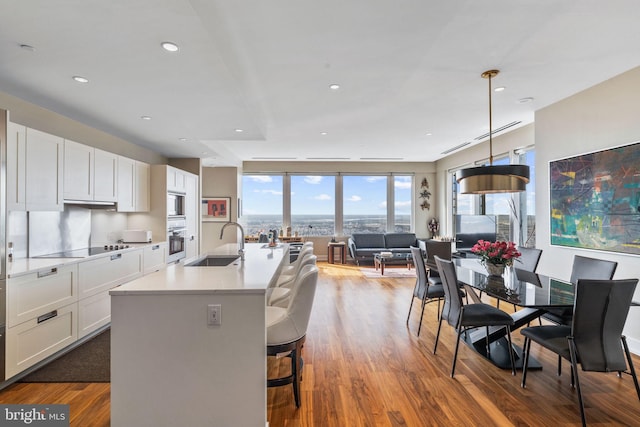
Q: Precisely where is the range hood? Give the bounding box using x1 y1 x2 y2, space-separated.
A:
64 199 117 210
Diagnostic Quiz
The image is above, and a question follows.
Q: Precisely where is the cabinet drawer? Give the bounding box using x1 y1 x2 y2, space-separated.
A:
78 250 143 298
143 243 167 274
5 303 77 378
7 264 78 328
78 291 111 339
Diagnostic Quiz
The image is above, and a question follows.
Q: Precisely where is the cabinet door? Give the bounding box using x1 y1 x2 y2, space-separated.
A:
25 128 64 211
63 139 94 201
5 302 77 378
117 156 135 212
143 243 167 274
78 250 143 299
135 161 150 212
94 148 118 202
6 121 26 211
185 173 199 259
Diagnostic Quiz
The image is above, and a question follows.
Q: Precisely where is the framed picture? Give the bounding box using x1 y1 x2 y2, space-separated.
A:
202 197 231 222
550 140 640 255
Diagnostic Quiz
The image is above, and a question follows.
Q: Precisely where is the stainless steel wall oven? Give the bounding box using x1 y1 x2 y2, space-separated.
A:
167 218 186 263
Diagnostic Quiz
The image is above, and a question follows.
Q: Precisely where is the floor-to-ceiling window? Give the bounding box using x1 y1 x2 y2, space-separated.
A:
394 175 412 232
343 175 388 234
291 175 335 237
452 150 536 246
242 173 413 237
240 175 283 236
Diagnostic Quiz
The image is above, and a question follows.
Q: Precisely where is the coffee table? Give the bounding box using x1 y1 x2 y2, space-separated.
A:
373 253 413 275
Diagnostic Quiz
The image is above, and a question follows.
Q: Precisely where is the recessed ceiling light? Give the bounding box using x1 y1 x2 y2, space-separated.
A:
518 97 534 104
161 41 179 52
320 132 328 136
19 44 35 52
72 76 89 83
426 133 432 136
179 138 187 142
329 84 340 90
494 86 505 92
235 129 244 133
141 116 152 121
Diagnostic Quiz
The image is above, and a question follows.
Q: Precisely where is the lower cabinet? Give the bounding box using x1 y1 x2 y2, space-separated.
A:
78 249 143 299
78 291 111 339
5 302 77 378
143 243 167 274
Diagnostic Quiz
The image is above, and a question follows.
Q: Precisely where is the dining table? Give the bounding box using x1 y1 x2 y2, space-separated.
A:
447 257 576 370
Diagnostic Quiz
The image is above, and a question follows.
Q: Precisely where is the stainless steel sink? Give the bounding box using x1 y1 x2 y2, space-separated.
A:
184 255 240 267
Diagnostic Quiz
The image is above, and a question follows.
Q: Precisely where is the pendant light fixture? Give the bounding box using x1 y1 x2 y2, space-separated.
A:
456 70 530 194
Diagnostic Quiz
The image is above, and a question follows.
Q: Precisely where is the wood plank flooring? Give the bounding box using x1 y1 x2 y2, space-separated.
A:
1 261 639 426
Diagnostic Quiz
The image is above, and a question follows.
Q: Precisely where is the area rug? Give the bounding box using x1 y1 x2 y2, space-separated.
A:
359 266 416 278
19 329 110 383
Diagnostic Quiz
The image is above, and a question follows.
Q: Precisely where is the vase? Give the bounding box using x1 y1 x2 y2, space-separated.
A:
485 262 505 276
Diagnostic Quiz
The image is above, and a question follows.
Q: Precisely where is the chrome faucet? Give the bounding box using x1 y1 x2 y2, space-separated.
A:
220 221 245 260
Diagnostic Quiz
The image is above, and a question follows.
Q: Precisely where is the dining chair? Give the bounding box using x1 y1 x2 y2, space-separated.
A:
266 264 319 407
543 255 618 325
433 256 516 377
520 278 640 426
516 247 542 272
407 246 445 336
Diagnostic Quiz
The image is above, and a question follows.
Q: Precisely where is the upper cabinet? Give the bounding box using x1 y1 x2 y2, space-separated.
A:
63 140 118 202
117 156 150 212
167 167 187 193
6 121 26 211
7 125 65 212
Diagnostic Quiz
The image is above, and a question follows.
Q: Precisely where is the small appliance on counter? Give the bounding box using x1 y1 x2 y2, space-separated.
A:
122 230 153 243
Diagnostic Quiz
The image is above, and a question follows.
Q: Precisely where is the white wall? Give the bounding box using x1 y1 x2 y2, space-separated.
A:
536 66 640 352
201 167 240 252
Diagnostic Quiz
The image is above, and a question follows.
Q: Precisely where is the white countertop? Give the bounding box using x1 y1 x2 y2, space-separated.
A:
110 243 289 295
6 243 163 278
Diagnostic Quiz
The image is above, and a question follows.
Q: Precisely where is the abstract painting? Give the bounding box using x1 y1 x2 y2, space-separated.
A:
550 141 640 254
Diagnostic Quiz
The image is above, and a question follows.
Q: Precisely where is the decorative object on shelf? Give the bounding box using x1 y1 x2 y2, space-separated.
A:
456 69 530 194
427 218 439 238
471 239 521 276
202 197 231 222
419 177 431 211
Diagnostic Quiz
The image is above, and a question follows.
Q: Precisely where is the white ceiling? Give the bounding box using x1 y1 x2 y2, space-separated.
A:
1 1 640 166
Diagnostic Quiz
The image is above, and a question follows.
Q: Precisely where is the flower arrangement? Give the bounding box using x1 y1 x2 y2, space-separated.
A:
471 240 521 267
428 218 439 237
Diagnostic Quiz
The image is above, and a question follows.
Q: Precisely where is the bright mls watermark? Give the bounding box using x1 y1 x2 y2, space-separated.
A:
0 405 69 426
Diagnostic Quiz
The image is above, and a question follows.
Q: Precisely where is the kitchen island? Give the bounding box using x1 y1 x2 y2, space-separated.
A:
109 243 289 427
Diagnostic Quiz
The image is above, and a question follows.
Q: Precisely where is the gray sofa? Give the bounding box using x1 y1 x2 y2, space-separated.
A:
347 232 418 264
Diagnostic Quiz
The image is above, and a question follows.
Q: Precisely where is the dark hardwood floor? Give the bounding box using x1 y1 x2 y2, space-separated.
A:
1 261 639 426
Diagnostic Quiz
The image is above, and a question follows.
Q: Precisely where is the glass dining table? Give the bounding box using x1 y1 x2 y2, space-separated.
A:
449 257 575 370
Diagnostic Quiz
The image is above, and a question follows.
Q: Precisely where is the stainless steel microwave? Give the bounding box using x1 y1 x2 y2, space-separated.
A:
167 192 185 217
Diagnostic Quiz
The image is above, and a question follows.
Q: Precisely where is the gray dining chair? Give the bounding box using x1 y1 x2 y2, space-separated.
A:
543 255 618 325
407 246 445 336
520 278 640 426
433 256 516 377
516 247 542 272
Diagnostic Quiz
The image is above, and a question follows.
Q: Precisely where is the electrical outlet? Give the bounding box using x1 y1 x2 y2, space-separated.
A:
207 304 221 326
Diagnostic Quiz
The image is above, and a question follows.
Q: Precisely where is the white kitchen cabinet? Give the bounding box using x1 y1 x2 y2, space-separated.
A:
167 166 187 193
9 127 64 211
64 140 118 202
117 157 149 212
6 121 26 211
77 249 143 299
78 290 111 339
5 302 77 378
7 264 78 328
94 148 118 201
63 139 94 201
143 243 167 274
185 173 199 259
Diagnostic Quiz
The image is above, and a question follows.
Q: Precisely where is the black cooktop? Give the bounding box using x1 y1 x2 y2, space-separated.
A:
35 245 131 258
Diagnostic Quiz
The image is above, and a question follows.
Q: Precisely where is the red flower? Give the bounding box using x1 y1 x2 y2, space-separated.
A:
471 239 521 267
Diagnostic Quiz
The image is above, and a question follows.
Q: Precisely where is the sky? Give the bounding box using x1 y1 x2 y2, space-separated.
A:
242 175 412 216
